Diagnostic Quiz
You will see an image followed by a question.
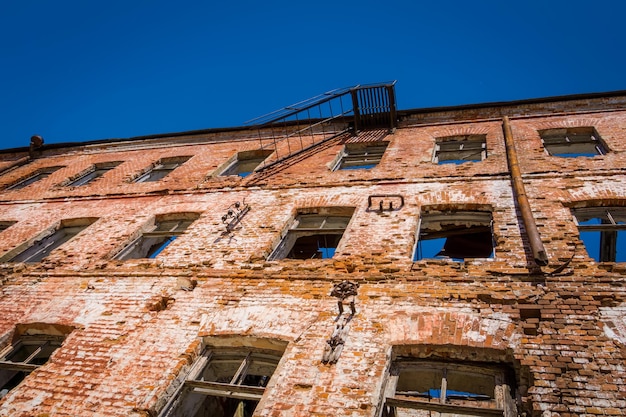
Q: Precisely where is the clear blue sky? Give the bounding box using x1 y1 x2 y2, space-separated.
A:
1 0 625 150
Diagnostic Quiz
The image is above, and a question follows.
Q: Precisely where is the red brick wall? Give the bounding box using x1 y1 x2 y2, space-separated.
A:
0 94 625 416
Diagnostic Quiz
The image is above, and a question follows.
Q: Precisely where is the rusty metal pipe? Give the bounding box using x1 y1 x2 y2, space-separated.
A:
502 116 549 266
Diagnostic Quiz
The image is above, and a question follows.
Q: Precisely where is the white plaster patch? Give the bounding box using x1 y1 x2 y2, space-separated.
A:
200 305 319 341
599 305 626 345
385 307 516 346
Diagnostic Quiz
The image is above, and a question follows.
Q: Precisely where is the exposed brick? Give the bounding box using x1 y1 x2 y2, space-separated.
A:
0 91 625 416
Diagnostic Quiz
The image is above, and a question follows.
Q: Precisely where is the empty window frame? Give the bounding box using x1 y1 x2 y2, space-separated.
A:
6 166 64 190
539 127 608 157
114 213 200 260
159 347 284 417
433 135 487 164
414 210 494 261
333 141 389 170
0 221 16 233
5 218 97 263
134 156 191 183
220 150 273 178
66 161 122 186
381 359 518 417
0 333 67 399
269 207 355 260
573 207 625 262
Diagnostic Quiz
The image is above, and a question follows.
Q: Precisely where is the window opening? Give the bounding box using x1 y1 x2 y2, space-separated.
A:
433 135 487 164
269 208 354 260
0 333 68 399
414 210 494 261
6 219 96 263
66 161 122 186
333 142 388 170
134 156 191 183
573 207 625 262
220 150 273 178
0 221 16 233
6 166 63 190
159 347 284 417
381 359 517 417
540 127 608 157
114 214 199 260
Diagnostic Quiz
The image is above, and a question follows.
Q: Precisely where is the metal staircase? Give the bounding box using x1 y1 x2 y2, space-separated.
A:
245 82 397 173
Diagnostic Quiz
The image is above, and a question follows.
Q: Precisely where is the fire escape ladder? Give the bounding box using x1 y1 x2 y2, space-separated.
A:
245 82 397 173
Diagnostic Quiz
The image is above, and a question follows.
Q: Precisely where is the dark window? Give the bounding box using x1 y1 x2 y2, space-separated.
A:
381 359 518 417
159 347 284 417
414 210 494 261
6 166 63 190
0 221 16 233
333 142 388 170
134 156 191 183
0 333 67 399
6 219 96 263
540 127 608 157
434 135 486 164
66 161 122 186
269 208 354 260
114 214 199 260
220 150 273 178
573 207 625 262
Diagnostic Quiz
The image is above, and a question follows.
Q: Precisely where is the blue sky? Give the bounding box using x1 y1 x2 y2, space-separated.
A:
1 1 625 150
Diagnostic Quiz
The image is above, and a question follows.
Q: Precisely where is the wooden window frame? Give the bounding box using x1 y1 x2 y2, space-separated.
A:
159 347 283 417
573 207 626 262
134 156 191 183
65 161 122 187
332 141 389 171
268 208 354 260
413 210 494 261
0 334 67 399
6 166 64 191
433 135 487 164
380 359 517 417
219 149 273 178
114 214 199 260
3 218 97 263
540 127 608 157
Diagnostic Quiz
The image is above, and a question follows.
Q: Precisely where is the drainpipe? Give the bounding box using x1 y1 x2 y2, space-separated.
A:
0 135 44 177
502 116 549 266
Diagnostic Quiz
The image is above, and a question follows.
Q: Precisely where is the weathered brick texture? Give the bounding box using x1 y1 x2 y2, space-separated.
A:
0 92 625 416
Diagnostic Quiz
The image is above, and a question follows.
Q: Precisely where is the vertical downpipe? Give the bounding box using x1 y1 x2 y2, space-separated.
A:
502 116 549 267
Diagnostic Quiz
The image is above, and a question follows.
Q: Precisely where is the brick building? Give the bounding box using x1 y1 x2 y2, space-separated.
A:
0 84 625 416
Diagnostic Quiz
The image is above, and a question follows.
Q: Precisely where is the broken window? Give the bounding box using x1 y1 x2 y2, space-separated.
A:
114 213 200 260
433 135 487 164
380 359 518 417
573 207 625 262
0 327 71 400
332 141 389 170
66 161 122 186
6 166 64 190
269 207 354 260
414 210 494 261
540 127 608 157
220 149 273 178
4 218 97 263
159 346 284 417
134 156 191 183
0 221 16 233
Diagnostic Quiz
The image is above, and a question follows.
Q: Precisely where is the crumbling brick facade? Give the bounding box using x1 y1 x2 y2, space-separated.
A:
0 90 625 416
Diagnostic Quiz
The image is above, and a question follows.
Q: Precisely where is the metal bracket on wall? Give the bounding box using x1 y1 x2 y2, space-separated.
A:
367 194 404 212
322 281 359 365
221 201 250 233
